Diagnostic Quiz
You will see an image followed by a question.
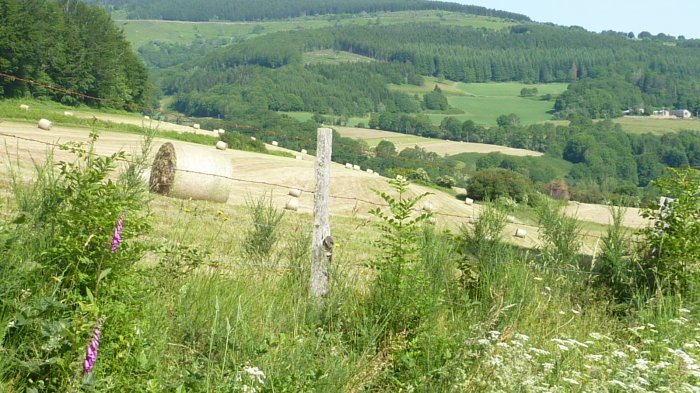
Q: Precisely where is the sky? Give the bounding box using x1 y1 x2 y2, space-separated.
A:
456 0 700 39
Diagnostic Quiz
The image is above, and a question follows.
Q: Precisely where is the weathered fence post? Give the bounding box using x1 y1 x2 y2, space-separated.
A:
310 127 333 298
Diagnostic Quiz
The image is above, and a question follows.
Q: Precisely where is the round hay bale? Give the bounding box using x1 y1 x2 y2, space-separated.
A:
506 215 517 224
193 123 200 130
464 198 474 205
285 197 299 211
422 202 435 213
301 149 308 155
353 164 361 171
366 169 374 174
514 228 527 238
63 111 74 117
215 141 228 150
217 129 225 136
149 142 232 203
375 172 380 176
19 104 29 111
289 188 302 197
38 119 52 131
144 115 150 120
251 136 256 141
271 141 279 146
345 163 353 169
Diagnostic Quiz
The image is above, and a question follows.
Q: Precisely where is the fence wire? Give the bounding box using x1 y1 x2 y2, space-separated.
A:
0 129 624 245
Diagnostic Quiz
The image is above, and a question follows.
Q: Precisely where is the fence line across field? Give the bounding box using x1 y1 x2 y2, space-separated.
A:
0 129 611 241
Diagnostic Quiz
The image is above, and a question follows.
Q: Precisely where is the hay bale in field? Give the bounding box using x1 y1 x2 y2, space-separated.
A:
345 163 353 169
464 198 474 205
251 136 256 141
63 111 74 116
289 188 302 198
217 129 225 136
149 142 232 203
19 104 29 111
271 141 279 146
366 169 374 174
215 141 228 150
192 124 200 130
506 215 517 224
285 197 299 211
144 115 150 120
514 228 527 238
38 119 52 131
301 149 307 155
353 164 361 171
295 154 303 160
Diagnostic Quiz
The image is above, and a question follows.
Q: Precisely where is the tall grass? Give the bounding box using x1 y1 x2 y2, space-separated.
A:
1 145 699 392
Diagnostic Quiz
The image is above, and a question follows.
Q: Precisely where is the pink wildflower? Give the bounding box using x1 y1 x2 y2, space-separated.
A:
110 212 124 253
83 318 104 375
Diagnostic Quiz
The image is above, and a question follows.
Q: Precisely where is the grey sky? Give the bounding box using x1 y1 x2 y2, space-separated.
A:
456 1 700 39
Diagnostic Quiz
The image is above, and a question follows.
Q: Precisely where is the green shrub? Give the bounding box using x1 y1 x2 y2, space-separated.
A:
220 131 267 153
435 175 456 188
597 204 637 303
1 131 151 390
458 203 507 285
407 168 431 184
242 193 285 266
466 168 532 202
534 196 582 267
639 168 700 299
368 176 432 335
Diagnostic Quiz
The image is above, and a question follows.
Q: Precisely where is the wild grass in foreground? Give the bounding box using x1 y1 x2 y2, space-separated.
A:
0 129 698 391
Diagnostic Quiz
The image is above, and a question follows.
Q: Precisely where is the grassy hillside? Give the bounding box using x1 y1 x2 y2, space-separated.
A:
334 126 542 157
389 80 569 126
614 116 700 134
1 116 698 390
119 10 515 50
303 49 376 65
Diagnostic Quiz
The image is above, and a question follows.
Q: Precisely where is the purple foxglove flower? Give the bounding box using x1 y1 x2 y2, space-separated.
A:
110 212 124 253
83 318 104 375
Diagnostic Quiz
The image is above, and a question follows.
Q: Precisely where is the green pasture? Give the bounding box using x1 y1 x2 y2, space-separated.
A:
118 11 514 49
456 82 568 97
613 116 700 134
303 49 375 65
363 135 430 148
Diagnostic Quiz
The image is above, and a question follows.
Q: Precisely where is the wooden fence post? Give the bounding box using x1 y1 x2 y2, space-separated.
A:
310 127 333 298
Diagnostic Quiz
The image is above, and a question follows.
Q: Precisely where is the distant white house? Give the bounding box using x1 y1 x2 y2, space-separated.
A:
652 109 671 117
623 108 645 116
671 109 692 118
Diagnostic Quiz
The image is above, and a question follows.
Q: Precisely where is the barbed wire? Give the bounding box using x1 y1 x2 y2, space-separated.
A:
0 122 629 243
0 71 117 104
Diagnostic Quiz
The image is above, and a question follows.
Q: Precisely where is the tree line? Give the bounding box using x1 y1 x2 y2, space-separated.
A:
86 0 530 22
0 0 150 109
151 21 700 120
